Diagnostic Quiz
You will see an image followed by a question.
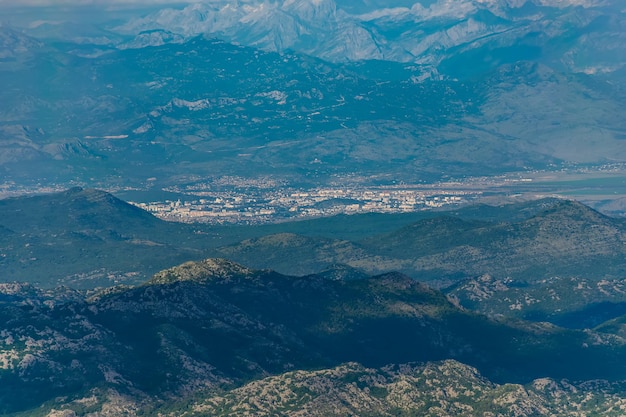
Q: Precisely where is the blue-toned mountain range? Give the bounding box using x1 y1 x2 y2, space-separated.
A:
0 0 625 192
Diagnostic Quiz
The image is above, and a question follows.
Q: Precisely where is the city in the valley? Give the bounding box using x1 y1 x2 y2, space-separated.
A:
1 163 624 225
131 185 470 224
128 164 626 224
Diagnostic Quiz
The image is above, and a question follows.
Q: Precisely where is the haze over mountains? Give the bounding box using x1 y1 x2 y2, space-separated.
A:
115 0 626 73
2 1 626 415
1 0 625 196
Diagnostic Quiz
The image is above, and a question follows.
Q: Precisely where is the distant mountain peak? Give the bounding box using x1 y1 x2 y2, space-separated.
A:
0 188 181 287
47 188 159 225
147 258 257 285
0 188 153 224
531 198 609 223
0 26 44 58
281 0 338 22
108 0 626 72
370 271 440 295
314 263 370 281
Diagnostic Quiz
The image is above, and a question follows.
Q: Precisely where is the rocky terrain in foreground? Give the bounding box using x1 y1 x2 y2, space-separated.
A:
2 258 626 415
168 360 626 417
40 360 626 417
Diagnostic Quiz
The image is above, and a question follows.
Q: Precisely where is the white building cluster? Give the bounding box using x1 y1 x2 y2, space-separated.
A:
131 186 472 224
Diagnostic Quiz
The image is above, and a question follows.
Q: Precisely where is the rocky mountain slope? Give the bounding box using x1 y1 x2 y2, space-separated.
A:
114 0 626 76
2 258 626 415
159 360 626 417
447 273 626 328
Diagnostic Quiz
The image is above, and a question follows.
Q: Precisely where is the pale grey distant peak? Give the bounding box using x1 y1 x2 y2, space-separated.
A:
110 0 623 68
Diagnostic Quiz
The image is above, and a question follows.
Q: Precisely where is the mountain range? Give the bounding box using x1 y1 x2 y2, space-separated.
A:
214 199 626 284
0 188 624 414
1 0 625 193
1 188 626 330
3 256 626 415
2 1 626 413
114 0 626 75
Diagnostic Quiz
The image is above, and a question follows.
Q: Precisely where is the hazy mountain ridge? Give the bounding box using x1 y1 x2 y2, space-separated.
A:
1 188 624 335
210 198 626 326
2 2 626 188
112 0 626 76
0 188 220 288
215 232 370 277
2 187 626 327
2 257 626 415
0 26 44 60
1 33 477 185
216 199 626 285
